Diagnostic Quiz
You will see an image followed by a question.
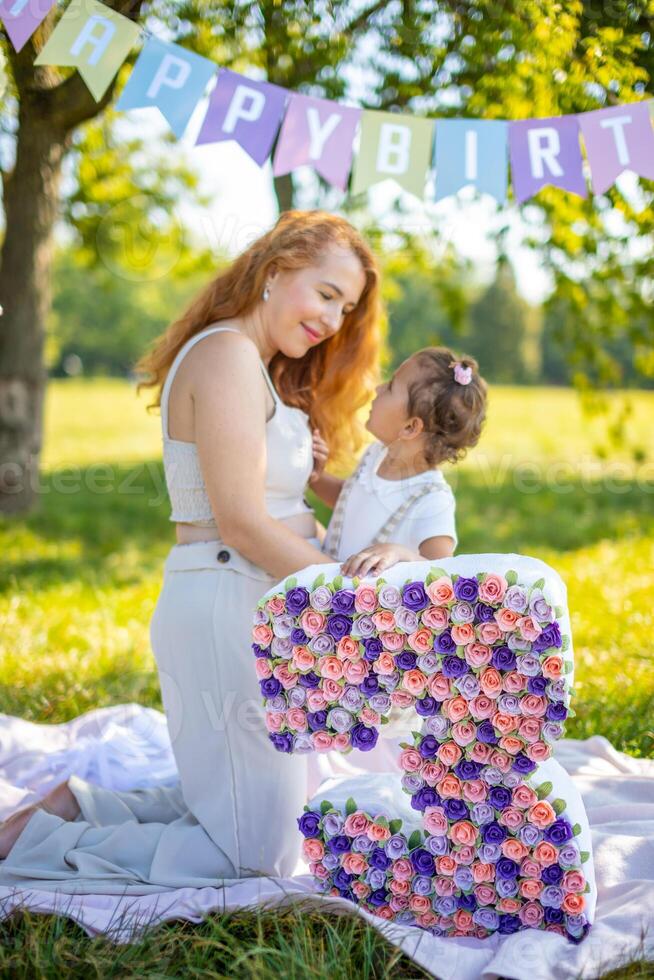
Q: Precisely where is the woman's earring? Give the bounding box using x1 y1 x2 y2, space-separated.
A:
262 285 271 302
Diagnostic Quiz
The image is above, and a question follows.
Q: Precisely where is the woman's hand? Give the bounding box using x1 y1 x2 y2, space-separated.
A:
308 428 329 486
340 543 418 578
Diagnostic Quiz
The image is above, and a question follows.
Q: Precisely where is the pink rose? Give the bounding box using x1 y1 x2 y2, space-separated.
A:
494 607 520 631
299 608 325 635
292 646 316 671
473 884 497 905
477 621 502 644
306 689 327 711
436 856 457 878
372 610 395 631
435 876 456 896
534 841 559 866
451 623 475 646
367 822 391 842
512 784 538 809
526 741 551 762
426 576 454 605
391 858 414 881
520 858 541 879
516 615 542 641
469 694 495 719
454 845 476 865
310 861 329 879
253 624 273 646
317 656 343 680
380 631 404 652
399 748 423 772
343 660 369 684
519 879 544 900
343 811 370 836
375 906 394 920
465 643 493 668
488 749 512 772
503 670 528 693
265 596 285 615
423 806 448 835
562 870 586 892
390 690 414 708
265 711 284 733
337 636 361 661
498 735 523 755
491 711 518 735
437 741 462 766
421 761 446 785
255 658 273 679
427 674 452 700
517 717 542 742
373 652 396 675
272 662 298 689
354 585 378 613
451 720 477 746
342 852 367 875
527 800 557 829
352 881 371 900
286 708 308 731
519 902 544 927
322 677 343 700
332 732 350 751
498 806 525 830
461 779 487 804
402 669 428 696
438 774 462 799
302 838 324 860
417 910 439 927
422 606 448 629
478 573 508 605
311 731 333 752
407 628 433 654
470 742 492 763
360 707 381 726
389 893 409 911
520 694 547 717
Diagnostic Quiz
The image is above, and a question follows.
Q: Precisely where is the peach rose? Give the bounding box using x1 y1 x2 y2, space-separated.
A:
265 711 284 732
373 652 396 675
310 861 329 879
437 741 462 766
352 881 371 900
375 906 394 920
422 606 448 629
436 855 457 876
465 643 493 667
469 694 495 719
502 838 528 862
503 670 528 693
437 774 462 798
407 628 434 654
273 662 298 689
302 838 325 860
372 610 395 631
526 741 551 762
449 820 477 846
392 858 414 881
492 711 519 735
497 897 521 913
417 910 439 928
472 862 495 883
519 879 544 900
311 731 333 752
561 893 586 915
423 806 448 835
542 655 564 678
527 800 557 829
255 658 273 679
479 667 502 697
477 622 502 644
520 694 547 717
253 624 273 646
317 656 343 680
426 576 454 605
402 669 428 696
337 636 361 661
299 608 326 635
453 909 474 931
380 630 404 652
494 607 520 631
427 674 452 700
293 646 316 671
478 573 508 604
512 784 538 809
265 596 285 615
400 748 423 772
354 584 378 613
450 625 475 648
342 852 368 875
367 822 391 842
409 895 432 914
533 841 559 866
286 708 308 732
498 735 523 755
444 695 469 722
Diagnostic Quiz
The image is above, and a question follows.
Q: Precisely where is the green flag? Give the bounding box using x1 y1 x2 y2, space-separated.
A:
34 0 141 101
350 110 435 198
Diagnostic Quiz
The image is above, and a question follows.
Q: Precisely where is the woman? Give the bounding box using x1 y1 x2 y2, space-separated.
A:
0 210 383 891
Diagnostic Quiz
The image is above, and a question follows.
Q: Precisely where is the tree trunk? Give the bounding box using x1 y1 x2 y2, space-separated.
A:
0 105 68 514
273 172 295 212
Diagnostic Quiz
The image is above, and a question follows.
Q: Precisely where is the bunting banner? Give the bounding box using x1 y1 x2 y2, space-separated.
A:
33 0 140 101
6 0 654 206
116 36 216 138
273 93 361 190
0 0 57 53
350 110 435 197
195 68 288 165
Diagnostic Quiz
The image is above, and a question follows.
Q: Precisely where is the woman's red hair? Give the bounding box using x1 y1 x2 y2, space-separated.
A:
135 209 384 467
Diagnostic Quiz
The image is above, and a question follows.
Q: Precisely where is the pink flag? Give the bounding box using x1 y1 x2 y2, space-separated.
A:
578 101 654 194
273 93 361 190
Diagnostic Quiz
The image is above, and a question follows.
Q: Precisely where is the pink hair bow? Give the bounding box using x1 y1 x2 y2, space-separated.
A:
452 362 473 385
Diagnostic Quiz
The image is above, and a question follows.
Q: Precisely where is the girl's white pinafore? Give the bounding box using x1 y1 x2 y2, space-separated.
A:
0 326 321 893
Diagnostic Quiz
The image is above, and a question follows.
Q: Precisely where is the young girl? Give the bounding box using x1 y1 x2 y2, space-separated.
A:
308 347 488 576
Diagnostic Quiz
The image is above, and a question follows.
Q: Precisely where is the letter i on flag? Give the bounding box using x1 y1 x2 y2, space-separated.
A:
434 119 509 204
33 0 140 101
350 110 435 198
273 93 361 190
195 67 288 165
116 36 216 138
0 0 57 53
509 115 587 204
577 102 654 194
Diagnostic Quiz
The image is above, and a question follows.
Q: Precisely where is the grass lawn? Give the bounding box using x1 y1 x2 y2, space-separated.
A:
0 379 652 978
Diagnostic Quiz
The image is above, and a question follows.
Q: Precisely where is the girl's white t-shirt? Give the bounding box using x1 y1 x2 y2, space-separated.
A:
328 441 458 561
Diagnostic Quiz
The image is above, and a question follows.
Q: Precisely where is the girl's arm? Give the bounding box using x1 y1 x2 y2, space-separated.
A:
307 471 345 509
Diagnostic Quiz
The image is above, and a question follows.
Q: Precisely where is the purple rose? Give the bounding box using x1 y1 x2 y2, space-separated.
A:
454 866 474 890
470 802 494 827
498 914 521 934
395 651 417 670
362 638 383 662
511 753 537 775
385 835 408 859
291 627 308 644
333 867 354 889
402 581 430 611
360 675 380 696
478 841 501 862
298 671 320 689
533 622 562 653
490 646 516 671
415 696 439 717
435 629 456 654
518 824 541 847
366 868 386 889
322 812 344 836
412 875 434 896
527 676 548 696
481 821 507 844
456 759 483 780
307 710 328 731
496 857 519 879
286 587 310 615
269 732 293 752
424 834 448 856
540 885 565 908
473 908 499 930
411 787 440 811
326 613 353 641
252 643 271 659
332 589 356 614
488 786 512 810
546 702 568 722
260 677 282 698
418 735 439 758
297 810 322 837
457 893 477 912
477 720 500 744
369 847 392 870
410 847 435 876
368 888 389 907
326 834 351 854
442 655 468 678
544 907 564 924
474 601 496 622
542 863 564 884
443 798 468 821
454 575 479 602
544 818 574 845
350 722 378 752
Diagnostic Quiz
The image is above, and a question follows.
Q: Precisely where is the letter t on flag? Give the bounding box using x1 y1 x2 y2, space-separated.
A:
273 93 361 191
116 36 216 139
577 102 654 194
34 0 140 101
0 0 57 53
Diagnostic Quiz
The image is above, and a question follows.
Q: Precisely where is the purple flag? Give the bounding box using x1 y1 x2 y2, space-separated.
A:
272 93 361 190
195 67 288 166
0 0 56 52
578 101 654 194
509 115 587 203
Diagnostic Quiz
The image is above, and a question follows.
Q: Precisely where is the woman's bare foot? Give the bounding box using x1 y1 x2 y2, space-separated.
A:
0 780 81 859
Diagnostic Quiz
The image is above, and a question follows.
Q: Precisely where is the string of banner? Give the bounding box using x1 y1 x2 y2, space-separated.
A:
3 0 654 203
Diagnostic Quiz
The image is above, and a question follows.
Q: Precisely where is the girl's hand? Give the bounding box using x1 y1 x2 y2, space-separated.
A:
340 543 416 578
308 428 329 486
